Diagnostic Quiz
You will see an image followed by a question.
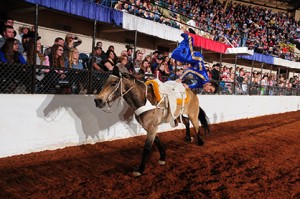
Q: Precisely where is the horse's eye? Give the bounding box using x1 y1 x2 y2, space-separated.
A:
111 82 118 87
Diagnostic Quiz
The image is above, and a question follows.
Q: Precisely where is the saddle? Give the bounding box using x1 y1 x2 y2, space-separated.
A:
146 79 189 124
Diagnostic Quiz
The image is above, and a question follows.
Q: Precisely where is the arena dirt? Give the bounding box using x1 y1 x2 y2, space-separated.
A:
0 111 299 198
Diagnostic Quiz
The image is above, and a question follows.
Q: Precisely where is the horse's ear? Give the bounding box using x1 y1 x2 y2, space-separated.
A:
112 66 121 77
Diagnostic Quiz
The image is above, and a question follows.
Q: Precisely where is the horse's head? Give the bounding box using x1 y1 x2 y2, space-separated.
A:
94 67 123 109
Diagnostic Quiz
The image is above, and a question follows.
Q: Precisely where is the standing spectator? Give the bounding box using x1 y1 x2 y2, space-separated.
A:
63 33 82 60
44 37 64 57
0 38 26 64
125 44 134 73
0 25 24 53
151 50 159 65
211 63 221 81
151 54 164 73
17 26 30 42
239 24 249 47
260 75 269 95
134 50 143 70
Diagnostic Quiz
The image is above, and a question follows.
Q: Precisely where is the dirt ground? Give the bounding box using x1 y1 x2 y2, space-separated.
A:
0 111 299 199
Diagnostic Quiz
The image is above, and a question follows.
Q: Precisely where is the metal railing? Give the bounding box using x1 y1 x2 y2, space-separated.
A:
1 62 299 96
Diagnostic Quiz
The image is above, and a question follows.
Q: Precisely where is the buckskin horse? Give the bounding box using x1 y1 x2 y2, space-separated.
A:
94 67 209 177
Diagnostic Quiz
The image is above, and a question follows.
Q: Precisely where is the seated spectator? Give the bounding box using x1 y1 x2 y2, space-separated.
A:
154 62 168 82
40 44 66 93
137 59 152 80
0 38 26 64
89 46 104 71
49 44 64 68
116 55 129 73
44 37 64 57
25 37 49 66
102 49 116 71
0 17 17 38
0 25 24 53
64 47 84 69
106 45 118 64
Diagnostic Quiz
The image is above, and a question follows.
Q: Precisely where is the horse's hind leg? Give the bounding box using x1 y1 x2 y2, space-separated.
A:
180 116 193 142
154 136 166 165
189 115 204 146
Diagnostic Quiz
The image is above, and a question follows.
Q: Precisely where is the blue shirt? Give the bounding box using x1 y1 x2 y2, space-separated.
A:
0 50 27 64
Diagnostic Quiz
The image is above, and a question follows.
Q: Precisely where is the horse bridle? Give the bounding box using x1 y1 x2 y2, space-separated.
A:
102 74 136 113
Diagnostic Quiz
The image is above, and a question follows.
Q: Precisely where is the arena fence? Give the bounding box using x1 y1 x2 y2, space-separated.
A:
0 62 299 96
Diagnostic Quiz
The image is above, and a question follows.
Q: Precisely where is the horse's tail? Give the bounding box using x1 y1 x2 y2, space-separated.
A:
198 107 210 134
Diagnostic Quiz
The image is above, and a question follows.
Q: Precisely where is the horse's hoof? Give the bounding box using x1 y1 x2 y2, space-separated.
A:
185 137 194 143
132 171 142 177
198 140 204 146
158 160 166 165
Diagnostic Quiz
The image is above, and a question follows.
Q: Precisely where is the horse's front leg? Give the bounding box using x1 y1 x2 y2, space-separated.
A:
154 136 166 165
133 133 156 177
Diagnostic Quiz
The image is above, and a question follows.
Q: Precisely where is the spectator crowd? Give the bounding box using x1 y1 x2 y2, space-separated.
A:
0 0 299 95
105 0 300 61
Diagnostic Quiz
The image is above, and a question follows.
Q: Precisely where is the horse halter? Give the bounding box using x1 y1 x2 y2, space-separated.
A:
102 74 136 113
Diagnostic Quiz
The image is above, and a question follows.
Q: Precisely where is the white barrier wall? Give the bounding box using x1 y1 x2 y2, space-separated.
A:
0 94 299 158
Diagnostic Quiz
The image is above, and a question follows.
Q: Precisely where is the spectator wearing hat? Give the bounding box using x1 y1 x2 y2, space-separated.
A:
96 41 106 55
18 26 30 42
211 63 221 81
151 53 163 73
151 50 159 65
89 46 104 71
63 33 82 60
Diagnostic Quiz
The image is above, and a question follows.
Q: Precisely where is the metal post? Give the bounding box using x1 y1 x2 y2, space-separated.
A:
248 59 254 95
285 68 289 95
233 55 238 95
89 19 97 94
218 53 223 94
32 4 39 94
268 64 273 95
134 29 137 62
259 63 264 95
92 19 97 52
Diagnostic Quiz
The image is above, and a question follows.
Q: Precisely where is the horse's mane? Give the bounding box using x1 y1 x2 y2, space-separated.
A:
120 72 157 104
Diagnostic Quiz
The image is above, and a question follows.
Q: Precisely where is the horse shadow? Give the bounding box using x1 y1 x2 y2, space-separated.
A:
36 94 140 144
